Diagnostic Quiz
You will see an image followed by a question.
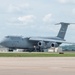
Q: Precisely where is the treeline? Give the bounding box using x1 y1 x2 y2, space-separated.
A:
62 45 75 51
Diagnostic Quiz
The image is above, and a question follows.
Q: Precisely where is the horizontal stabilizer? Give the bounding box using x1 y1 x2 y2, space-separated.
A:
55 22 75 25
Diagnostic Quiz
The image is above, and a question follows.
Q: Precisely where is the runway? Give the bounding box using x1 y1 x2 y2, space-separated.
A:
0 57 75 75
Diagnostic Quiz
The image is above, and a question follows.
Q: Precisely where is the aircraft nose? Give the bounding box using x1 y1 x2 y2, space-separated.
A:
0 41 5 45
0 40 7 46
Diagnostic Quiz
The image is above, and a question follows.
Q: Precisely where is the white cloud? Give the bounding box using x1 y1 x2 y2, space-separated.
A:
6 15 36 26
7 3 30 13
18 15 36 25
22 3 30 8
8 4 20 12
58 0 67 4
43 14 53 23
58 0 75 4
72 8 75 14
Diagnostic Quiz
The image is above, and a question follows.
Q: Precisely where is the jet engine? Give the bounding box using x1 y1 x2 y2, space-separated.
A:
38 41 45 48
51 42 59 47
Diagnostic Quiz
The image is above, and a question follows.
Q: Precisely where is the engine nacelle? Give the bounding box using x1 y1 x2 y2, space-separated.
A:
51 42 59 47
38 41 45 48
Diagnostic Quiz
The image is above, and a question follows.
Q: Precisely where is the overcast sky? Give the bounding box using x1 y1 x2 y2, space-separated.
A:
0 0 75 43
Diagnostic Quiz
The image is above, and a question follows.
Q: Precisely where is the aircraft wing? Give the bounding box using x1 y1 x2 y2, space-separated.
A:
29 37 75 44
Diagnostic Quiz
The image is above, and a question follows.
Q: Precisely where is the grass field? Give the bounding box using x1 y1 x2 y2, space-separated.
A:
0 52 75 57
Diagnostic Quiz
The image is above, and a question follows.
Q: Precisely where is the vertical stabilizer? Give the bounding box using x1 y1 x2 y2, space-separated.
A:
56 22 73 39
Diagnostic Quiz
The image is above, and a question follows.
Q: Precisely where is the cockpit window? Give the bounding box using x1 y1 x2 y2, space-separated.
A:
5 36 22 40
5 36 10 38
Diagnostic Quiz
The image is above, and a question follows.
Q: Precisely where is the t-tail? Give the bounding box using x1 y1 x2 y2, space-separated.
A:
56 22 75 39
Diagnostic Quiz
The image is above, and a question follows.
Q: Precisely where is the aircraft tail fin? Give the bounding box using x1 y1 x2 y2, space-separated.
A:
55 22 75 39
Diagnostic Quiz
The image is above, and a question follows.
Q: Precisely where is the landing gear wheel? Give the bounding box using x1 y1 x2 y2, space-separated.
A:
8 49 13 52
38 47 44 52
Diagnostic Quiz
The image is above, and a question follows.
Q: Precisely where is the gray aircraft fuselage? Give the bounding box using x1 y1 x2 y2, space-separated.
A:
0 36 62 49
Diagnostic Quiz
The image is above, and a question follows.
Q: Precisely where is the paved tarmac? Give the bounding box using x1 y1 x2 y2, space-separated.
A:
0 57 75 75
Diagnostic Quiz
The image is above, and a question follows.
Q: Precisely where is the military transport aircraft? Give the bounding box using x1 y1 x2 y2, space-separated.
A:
0 22 75 52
